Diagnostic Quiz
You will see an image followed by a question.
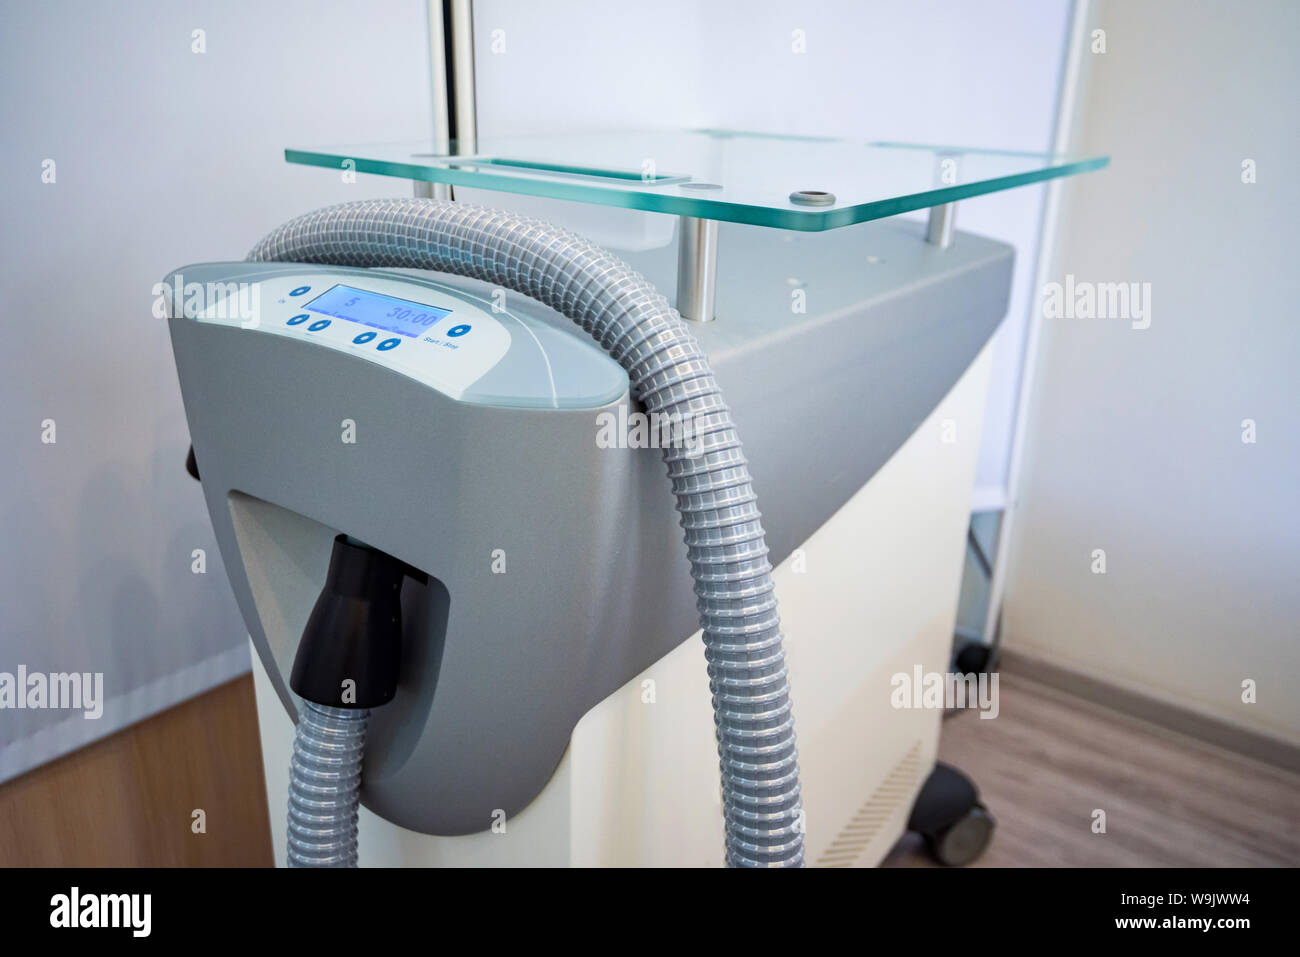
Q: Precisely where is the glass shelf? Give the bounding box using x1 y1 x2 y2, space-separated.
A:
286 129 1108 232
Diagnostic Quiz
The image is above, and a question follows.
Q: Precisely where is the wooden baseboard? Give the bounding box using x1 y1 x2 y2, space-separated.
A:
0 674 273 867
999 647 1300 774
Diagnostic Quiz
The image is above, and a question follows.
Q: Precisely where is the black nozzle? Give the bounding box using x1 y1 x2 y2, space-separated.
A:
290 535 421 710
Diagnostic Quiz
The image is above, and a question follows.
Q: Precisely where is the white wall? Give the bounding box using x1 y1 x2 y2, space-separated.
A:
1003 0 1300 743
0 0 433 780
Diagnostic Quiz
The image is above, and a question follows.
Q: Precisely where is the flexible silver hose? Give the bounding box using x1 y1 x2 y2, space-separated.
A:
287 701 368 867
251 200 805 867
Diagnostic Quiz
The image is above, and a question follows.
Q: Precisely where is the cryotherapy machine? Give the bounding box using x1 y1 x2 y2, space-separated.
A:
166 198 1023 867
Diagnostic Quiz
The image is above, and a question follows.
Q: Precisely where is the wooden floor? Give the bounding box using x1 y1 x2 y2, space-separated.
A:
3 670 1297 867
883 672 1300 867
0 676 273 867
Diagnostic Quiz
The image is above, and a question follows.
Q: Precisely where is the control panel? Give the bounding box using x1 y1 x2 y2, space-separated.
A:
188 269 511 400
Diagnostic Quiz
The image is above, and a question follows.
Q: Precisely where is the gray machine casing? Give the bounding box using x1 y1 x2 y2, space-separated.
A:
168 218 1012 835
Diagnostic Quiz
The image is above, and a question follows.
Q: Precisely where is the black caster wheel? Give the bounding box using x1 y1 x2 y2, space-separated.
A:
954 641 994 675
908 762 996 866
925 804 995 867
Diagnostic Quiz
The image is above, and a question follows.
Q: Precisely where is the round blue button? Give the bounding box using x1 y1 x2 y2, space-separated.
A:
289 286 311 296
353 331 377 344
308 319 331 332
377 338 401 351
447 324 471 338
287 314 309 325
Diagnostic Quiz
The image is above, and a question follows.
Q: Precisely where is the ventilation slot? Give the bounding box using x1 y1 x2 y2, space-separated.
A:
815 742 923 867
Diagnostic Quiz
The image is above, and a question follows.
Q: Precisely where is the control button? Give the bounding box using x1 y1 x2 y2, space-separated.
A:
308 319 331 332
352 331 377 344
287 314 310 325
289 286 311 296
377 338 401 352
446 324 471 338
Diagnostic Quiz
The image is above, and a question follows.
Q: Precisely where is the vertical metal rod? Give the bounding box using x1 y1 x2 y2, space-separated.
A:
448 0 478 156
426 0 451 156
982 0 1094 646
424 1 453 200
422 0 475 200
926 202 956 247
676 216 719 322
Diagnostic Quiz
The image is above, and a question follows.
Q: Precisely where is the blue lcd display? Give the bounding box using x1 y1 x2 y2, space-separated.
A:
305 284 451 338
